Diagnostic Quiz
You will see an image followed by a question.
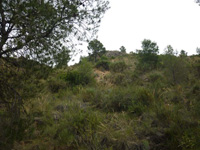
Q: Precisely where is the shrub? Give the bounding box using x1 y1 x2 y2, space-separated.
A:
95 60 110 71
65 70 90 86
110 73 125 85
44 108 101 149
59 60 95 87
147 72 167 96
162 55 189 84
0 114 28 150
99 87 134 112
148 71 164 83
94 86 155 113
110 61 127 73
135 88 154 106
128 88 154 115
47 78 66 93
128 100 146 116
81 87 103 104
163 120 200 150
108 72 133 86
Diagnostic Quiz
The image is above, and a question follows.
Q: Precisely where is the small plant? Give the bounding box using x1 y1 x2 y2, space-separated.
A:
65 70 89 86
110 73 125 85
148 71 164 83
120 46 126 53
59 60 95 87
49 109 101 148
95 60 110 71
128 88 154 115
110 61 127 73
47 77 66 93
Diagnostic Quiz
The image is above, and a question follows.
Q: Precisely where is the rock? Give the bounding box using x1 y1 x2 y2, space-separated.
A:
105 51 123 58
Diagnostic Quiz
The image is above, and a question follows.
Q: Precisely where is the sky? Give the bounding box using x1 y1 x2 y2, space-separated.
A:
69 0 200 65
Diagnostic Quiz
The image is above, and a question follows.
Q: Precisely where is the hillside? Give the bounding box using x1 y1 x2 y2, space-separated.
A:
1 53 200 150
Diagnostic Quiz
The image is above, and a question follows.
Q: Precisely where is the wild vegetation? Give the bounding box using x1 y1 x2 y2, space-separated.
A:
1 1 200 150
1 39 200 149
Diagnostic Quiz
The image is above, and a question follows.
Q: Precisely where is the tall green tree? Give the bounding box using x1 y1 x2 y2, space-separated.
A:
88 39 106 62
0 0 109 64
164 45 175 55
179 50 187 57
137 39 159 70
120 46 126 53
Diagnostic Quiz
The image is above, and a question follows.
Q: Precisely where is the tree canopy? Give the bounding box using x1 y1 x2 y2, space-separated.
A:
120 46 126 53
0 0 109 65
137 39 159 70
88 39 106 62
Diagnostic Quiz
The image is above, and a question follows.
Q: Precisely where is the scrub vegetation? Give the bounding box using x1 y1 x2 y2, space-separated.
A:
1 41 200 150
1 1 200 150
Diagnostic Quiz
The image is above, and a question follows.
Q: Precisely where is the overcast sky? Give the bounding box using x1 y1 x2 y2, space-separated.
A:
69 0 200 65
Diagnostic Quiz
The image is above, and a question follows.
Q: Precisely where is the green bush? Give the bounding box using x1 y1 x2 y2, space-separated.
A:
44 108 101 149
162 55 189 84
47 78 66 93
110 61 127 73
0 113 29 150
59 60 95 87
95 60 110 71
128 100 146 116
99 87 134 112
91 86 155 113
113 73 125 85
164 120 200 150
65 70 90 86
128 88 154 115
148 71 164 83
81 87 103 104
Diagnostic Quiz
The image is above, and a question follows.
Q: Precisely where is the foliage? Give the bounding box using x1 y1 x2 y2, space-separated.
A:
179 50 188 57
64 71 93 86
162 52 188 84
110 61 127 72
110 73 126 85
54 47 71 68
88 39 106 62
120 46 126 53
61 60 94 86
51 109 101 148
47 77 67 93
3 49 200 150
95 60 110 71
0 0 109 65
0 58 50 149
0 114 29 150
164 45 176 55
101 87 135 112
137 39 159 70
